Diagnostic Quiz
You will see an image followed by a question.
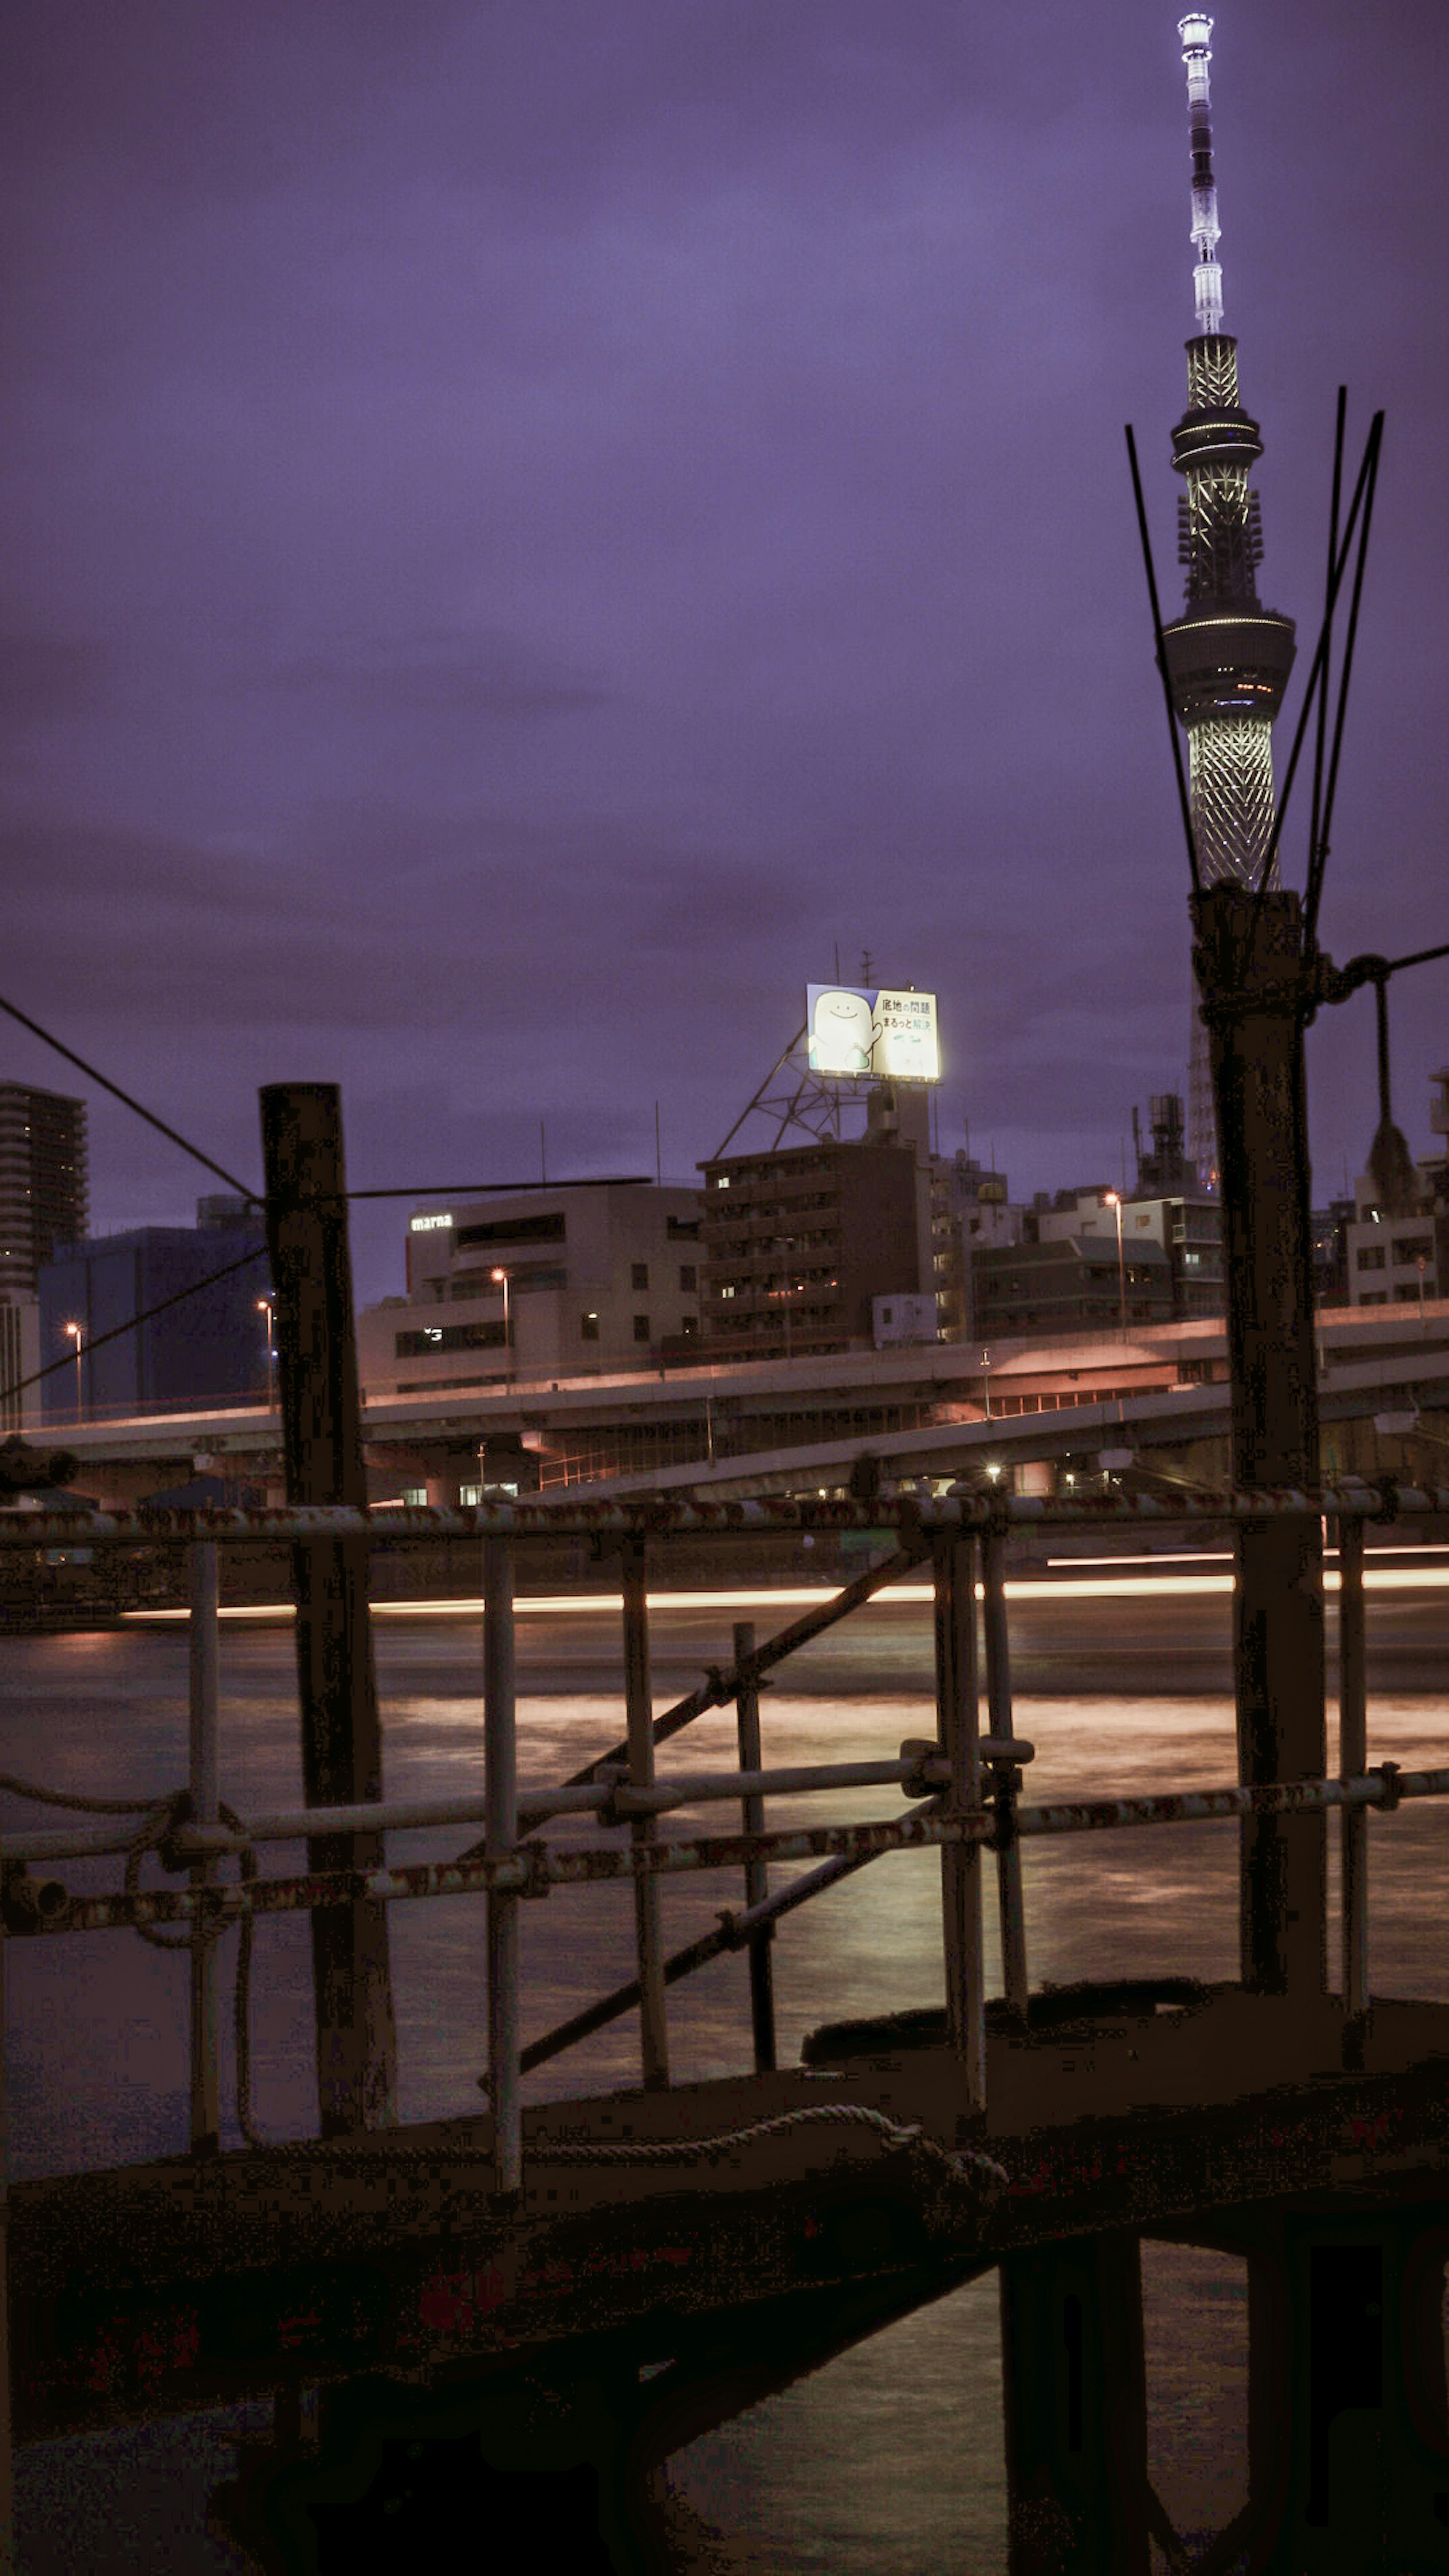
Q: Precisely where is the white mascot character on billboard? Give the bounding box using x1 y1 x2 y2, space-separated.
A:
811 987 874 1075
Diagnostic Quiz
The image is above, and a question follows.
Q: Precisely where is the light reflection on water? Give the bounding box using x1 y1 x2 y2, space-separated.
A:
3 1627 1446 2570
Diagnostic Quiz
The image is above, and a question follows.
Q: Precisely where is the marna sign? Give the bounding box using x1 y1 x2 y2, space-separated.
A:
806 985 940 1083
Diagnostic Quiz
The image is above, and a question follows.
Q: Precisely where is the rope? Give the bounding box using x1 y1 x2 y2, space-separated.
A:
0 1770 183 1815
528 2100 1010 2193
0 1771 1014 2184
1 1770 271 2151
121 1792 270 2150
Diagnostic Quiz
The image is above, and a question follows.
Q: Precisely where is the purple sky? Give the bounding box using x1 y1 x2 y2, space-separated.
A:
5 0 1446 1306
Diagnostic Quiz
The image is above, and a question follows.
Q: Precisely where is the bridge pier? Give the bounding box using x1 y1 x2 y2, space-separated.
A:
1232 2202 1449 2571
998 2231 1151 2576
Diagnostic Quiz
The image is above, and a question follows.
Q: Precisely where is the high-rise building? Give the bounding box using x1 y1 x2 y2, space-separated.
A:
701 1083 944 1360
1161 16 1296 1186
0 1084 88 1301
39 1197 269 1423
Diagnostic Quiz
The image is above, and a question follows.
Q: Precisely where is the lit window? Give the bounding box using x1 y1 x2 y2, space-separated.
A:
401 1486 427 1508
581 1312 600 1341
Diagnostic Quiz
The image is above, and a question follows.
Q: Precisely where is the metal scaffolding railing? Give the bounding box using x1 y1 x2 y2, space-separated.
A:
0 1481 1441 2201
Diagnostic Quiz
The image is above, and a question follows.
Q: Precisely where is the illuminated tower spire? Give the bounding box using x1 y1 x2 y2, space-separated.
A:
1181 10 1223 335
1162 14 1295 1184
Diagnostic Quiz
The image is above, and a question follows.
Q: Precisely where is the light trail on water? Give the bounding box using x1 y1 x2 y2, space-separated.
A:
122 1559 1449 1624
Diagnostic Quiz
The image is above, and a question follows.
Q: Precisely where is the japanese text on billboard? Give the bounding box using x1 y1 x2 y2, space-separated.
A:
805 986 940 1081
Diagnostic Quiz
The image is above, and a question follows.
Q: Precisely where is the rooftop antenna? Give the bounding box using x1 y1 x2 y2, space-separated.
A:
1179 13 1223 335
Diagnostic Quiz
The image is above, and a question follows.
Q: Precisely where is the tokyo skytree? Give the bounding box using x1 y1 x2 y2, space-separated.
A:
1161 15 1296 1188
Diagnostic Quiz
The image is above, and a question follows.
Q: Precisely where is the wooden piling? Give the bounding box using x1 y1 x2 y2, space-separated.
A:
1195 886 1327 2001
259 1083 397 2136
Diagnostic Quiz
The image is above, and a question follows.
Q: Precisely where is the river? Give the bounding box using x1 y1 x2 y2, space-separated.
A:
5 1552 1448 2569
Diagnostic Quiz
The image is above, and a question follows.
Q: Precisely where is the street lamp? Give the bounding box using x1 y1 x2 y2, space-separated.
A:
256 1296 276 1406
491 1267 511 1378
1103 1192 1128 1340
63 1320 83 1422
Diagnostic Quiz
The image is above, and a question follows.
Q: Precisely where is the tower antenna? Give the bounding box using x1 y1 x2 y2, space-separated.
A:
1151 13 1297 1186
1179 14 1224 335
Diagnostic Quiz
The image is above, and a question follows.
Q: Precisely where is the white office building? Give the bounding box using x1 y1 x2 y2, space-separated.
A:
357 1182 706 1397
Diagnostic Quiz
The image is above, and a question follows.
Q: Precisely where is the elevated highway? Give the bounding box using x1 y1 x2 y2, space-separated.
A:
35 1302 1449 1506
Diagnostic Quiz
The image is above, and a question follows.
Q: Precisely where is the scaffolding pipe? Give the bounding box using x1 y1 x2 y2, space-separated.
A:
0 1912 11 2575
483 1536 521 2194
187 1542 221 2158
23 1763 1437 1940
983 1532 1029 2019
734 1621 776 2074
1338 1515 1369 2024
0 1753 945 1867
527 1536 932 1825
623 1538 669 2090
0 1486 1441 1547
935 1533 986 2110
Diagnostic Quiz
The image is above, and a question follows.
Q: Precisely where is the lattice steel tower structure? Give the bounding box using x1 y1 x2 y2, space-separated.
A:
1163 14 1295 1187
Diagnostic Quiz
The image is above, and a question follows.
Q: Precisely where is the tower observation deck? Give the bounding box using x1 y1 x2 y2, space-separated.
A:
1164 15 1296 1183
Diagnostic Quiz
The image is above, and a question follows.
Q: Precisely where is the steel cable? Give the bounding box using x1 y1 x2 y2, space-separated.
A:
0 990 257 1201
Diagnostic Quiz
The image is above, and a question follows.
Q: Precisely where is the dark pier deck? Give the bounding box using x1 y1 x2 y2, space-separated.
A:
13 1985 1449 2455
5 1489 1449 2572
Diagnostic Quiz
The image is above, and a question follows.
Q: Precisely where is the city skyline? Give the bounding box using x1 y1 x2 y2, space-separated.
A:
3 1 1445 1308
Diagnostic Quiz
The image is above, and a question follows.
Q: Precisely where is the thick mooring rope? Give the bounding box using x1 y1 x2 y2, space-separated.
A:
0 1775 1012 2183
528 2100 1009 2190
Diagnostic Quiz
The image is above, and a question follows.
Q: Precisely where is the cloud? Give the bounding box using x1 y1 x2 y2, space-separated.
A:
0 802 821 1049
266 631 607 723
0 634 111 727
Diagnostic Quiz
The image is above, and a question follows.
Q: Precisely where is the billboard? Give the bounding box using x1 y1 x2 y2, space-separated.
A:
806 985 940 1081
